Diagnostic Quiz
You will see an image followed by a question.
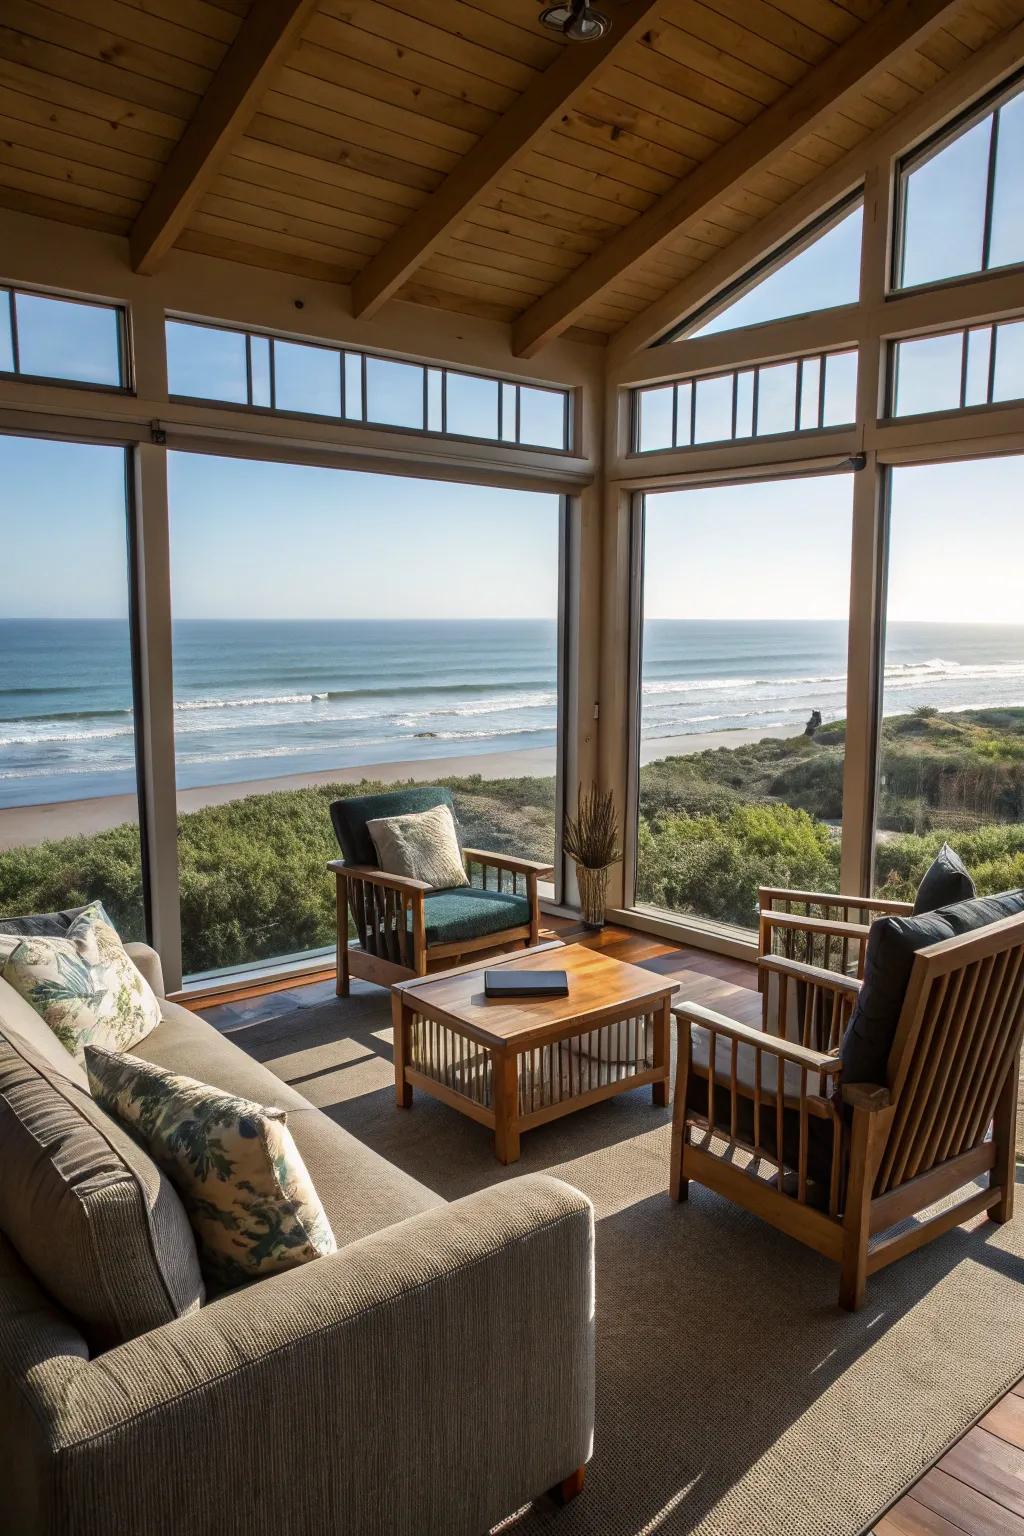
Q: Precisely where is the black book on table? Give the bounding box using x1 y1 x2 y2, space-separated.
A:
484 969 569 999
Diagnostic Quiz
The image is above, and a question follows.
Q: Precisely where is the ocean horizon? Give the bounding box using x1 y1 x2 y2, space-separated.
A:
2 615 1024 809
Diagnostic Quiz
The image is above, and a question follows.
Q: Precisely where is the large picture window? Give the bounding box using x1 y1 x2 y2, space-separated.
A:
0 435 145 939
634 474 853 933
874 455 1024 899
167 453 562 979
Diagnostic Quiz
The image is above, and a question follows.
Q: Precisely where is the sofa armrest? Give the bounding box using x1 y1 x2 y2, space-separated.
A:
125 941 164 998
25 1175 594 1535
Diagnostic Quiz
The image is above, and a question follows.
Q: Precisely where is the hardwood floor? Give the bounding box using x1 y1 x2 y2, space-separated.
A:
201 917 1024 1536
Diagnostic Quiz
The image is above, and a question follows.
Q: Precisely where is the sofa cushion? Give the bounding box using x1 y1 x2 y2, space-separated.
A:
413 886 531 945
136 1001 445 1247
331 785 458 867
914 842 976 914
0 974 88 1086
840 888 1024 1086
368 802 469 889
86 1047 337 1292
0 1030 205 1350
0 902 161 1066
0 903 89 938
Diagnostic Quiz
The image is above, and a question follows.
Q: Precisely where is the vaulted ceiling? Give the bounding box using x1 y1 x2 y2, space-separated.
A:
1 0 1022 351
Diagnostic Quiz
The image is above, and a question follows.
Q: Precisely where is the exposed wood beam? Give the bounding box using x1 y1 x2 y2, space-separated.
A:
512 0 967 357
350 0 670 322
607 16 1024 362
130 0 319 275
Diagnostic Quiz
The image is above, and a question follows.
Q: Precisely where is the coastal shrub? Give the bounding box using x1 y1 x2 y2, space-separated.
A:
0 773 557 977
875 825 1024 902
636 803 840 928
0 824 146 942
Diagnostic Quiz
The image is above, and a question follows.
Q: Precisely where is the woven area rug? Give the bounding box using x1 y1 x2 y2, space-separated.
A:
227 985 1024 1536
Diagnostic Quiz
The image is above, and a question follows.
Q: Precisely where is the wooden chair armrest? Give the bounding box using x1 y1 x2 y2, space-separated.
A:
758 955 863 997
461 848 555 877
326 861 431 895
841 1082 892 1111
759 887 913 915
672 1001 842 1075
761 911 872 942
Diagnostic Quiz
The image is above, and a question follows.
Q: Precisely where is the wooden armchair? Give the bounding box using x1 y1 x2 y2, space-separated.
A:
328 786 554 994
672 901 1024 1310
758 885 914 979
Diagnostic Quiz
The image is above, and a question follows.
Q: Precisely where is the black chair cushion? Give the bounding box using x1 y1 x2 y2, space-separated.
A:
840 888 1024 1086
330 786 458 866
913 842 975 915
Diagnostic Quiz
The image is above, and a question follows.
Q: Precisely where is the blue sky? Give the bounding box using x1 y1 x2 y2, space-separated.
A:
3 435 1020 626
0 436 559 620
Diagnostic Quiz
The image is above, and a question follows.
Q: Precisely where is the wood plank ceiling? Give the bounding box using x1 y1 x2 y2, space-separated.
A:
0 0 1022 351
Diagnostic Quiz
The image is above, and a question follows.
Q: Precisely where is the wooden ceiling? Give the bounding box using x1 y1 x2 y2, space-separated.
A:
0 0 1021 352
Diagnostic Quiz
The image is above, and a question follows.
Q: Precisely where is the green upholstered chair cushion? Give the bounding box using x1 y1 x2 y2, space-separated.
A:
331 786 458 867
410 887 530 946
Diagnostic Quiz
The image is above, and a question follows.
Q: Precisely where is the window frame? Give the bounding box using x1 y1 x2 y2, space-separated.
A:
891 66 1024 296
657 192 864 347
165 314 574 456
630 346 858 456
887 314 1024 420
0 284 132 394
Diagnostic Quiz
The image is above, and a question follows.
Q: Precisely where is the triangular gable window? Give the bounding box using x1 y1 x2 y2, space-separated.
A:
663 202 863 343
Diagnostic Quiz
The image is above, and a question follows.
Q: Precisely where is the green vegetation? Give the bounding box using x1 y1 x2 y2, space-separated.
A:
0 775 556 976
3 708 1023 972
636 707 1024 928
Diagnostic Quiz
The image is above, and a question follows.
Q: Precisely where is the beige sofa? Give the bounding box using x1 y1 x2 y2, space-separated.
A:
0 940 595 1536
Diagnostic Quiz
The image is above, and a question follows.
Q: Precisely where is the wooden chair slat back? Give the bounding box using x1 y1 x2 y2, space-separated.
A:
875 913 1024 1197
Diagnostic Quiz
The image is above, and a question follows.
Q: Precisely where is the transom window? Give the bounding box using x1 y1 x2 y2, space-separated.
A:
0 286 126 389
632 349 857 454
890 318 1024 416
896 71 1024 290
165 318 571 452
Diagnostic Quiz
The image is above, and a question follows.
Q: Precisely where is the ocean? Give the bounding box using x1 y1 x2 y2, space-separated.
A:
2 617 1024 810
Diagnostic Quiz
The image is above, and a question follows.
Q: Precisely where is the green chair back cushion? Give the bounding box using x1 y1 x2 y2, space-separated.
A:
331 786 457 866
411 887 530 946
840 888 1024 1087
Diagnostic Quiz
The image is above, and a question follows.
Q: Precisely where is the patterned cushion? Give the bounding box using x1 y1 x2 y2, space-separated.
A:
0 1030 205 1350
331 785 458 866
86 1047 337 1292
412 887 531 945
0 902 160 1066
368 803 469 890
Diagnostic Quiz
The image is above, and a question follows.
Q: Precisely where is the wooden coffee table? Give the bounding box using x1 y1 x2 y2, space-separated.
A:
391 941 678 1163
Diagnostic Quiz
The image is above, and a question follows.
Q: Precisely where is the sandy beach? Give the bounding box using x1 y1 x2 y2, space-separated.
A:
0 725 787 850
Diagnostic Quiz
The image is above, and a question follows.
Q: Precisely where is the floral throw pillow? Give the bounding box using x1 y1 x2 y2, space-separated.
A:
0 902 161 1066
85 1046 337 1291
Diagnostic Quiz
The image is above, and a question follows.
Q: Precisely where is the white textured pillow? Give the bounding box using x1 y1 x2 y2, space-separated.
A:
367 803 469 889
1 902 161 1065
